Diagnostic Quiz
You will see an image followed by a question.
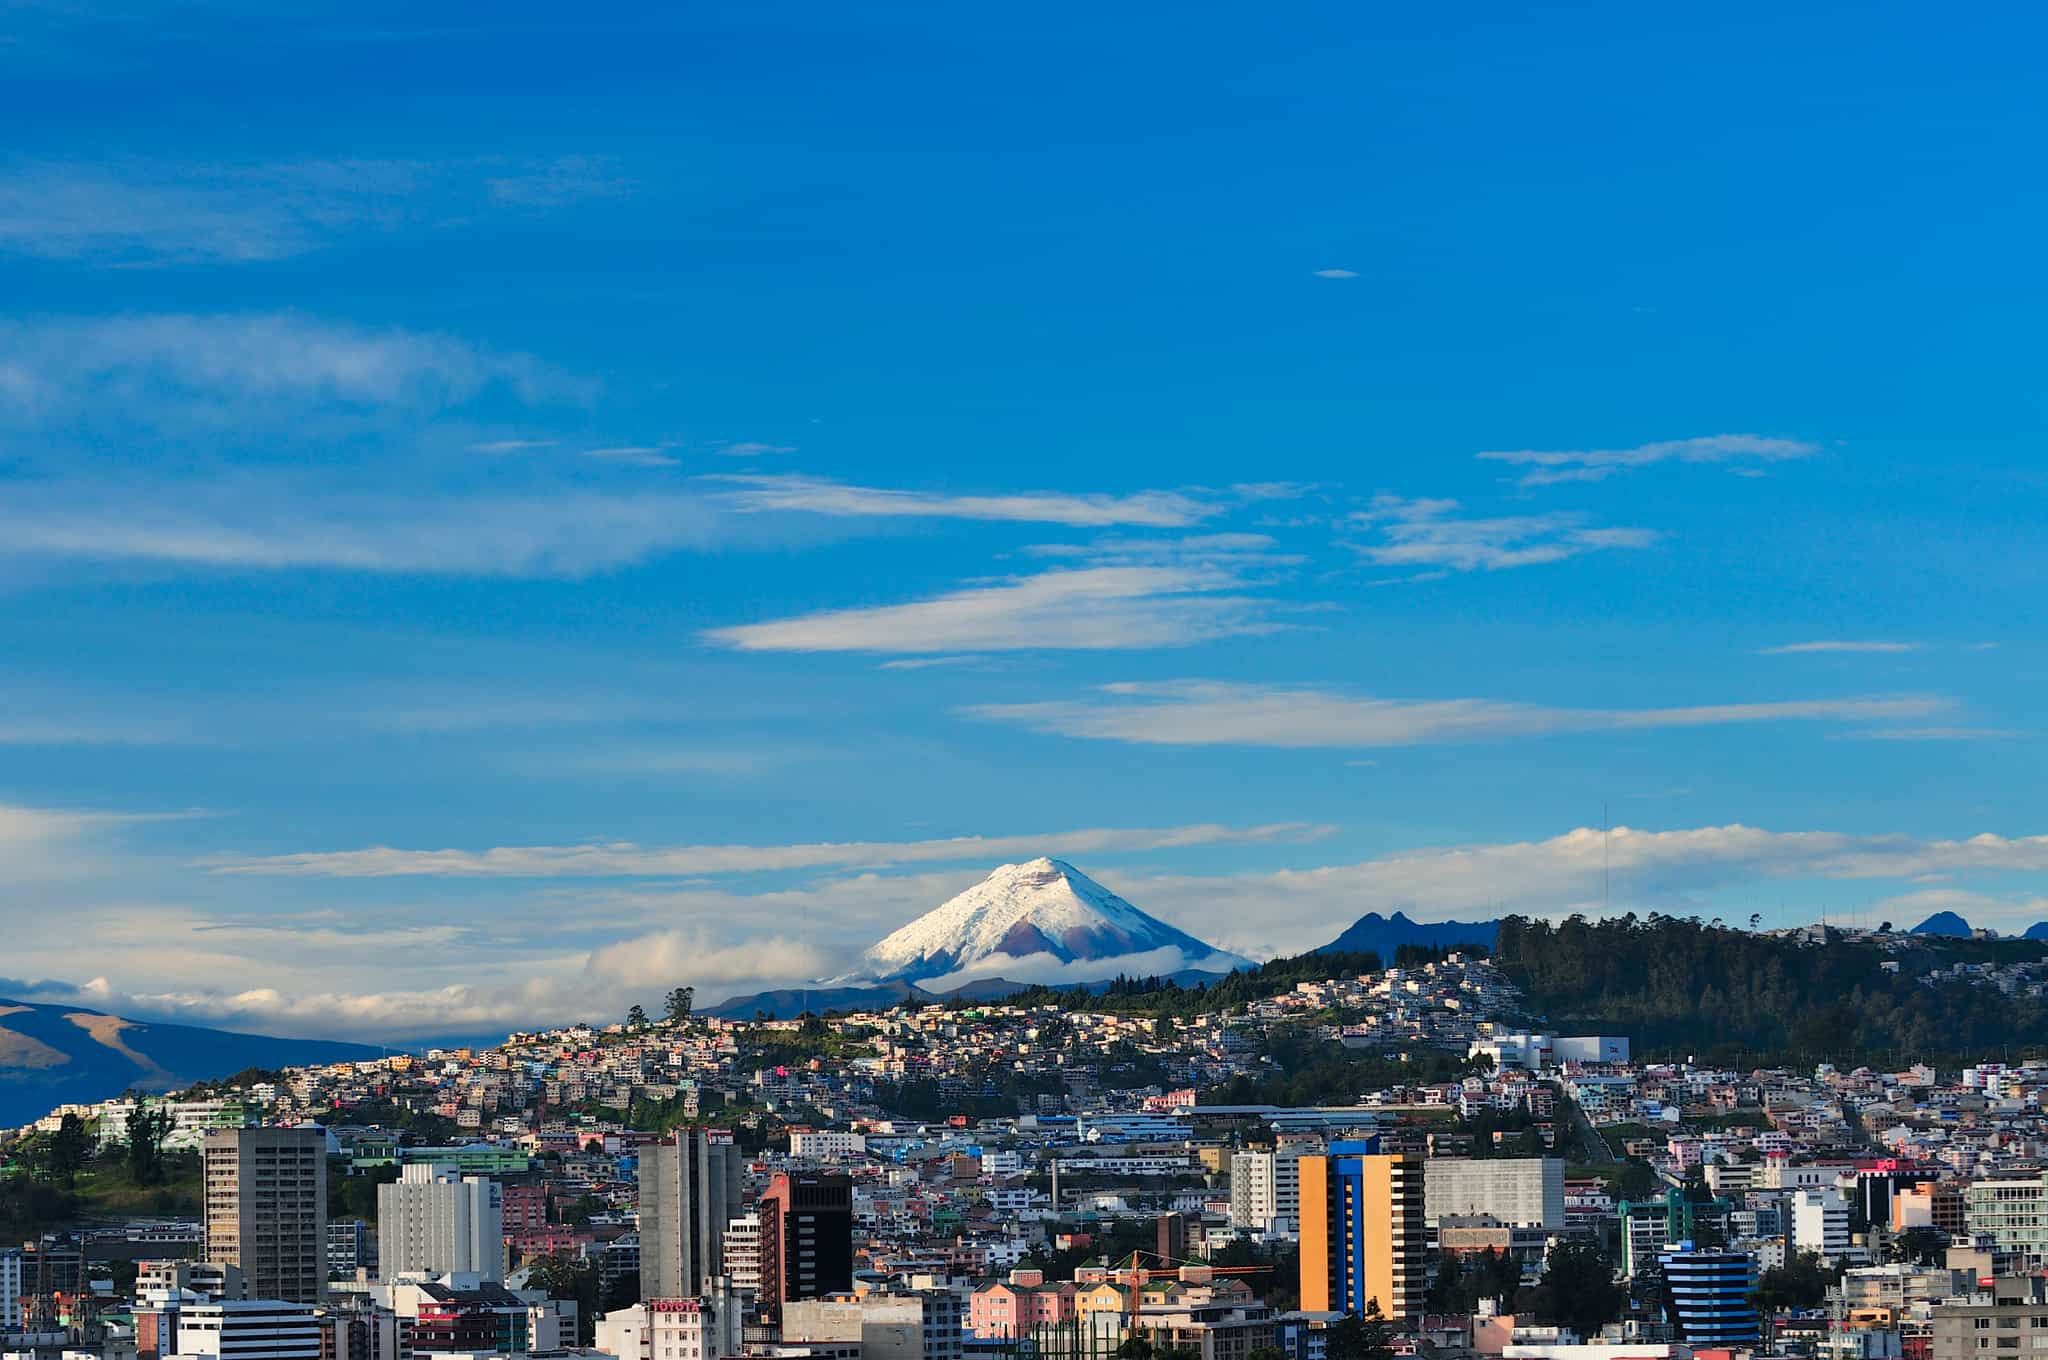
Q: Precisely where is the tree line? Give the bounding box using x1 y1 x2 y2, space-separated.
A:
1493 913 2048 1064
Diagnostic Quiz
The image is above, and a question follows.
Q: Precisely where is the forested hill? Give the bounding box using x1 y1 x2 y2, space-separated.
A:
1493 914 2048 1065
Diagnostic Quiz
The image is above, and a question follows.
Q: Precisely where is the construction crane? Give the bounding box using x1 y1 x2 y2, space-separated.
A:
1101 1247 1273 1289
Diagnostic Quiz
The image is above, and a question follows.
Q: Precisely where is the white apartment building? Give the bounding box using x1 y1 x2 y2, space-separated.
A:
1792 1188 1852 1262
1762 1161 1838 1191
1425 1158 1565 1228
790 1131 867 1159
1229 1147 1305 1233
723 1214 763 1298
376 1165 504 1282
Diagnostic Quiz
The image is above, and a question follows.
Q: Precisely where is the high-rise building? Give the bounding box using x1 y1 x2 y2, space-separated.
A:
377 1164 504 1282
1792 1187 1852 1263
0 1247 21 1331
1229 1147 1305 1233
1298 1142 1424 1320
1658 1246 1760 1345
176 1300 322 1360
757 1171 853 1321
327 1220 377 1281
1619 1189 1734 1279
1423 1158 1564 1229
203 1128 328 1304
723 1213 763 1299
1966 1175 2048 1265
638 1131 742 1301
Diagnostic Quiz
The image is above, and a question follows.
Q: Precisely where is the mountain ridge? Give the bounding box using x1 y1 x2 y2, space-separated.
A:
1317 909 1500 959
0 997 383 1129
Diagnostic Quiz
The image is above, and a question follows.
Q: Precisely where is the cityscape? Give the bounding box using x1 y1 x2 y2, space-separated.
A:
3 9 2044 1360
13 894 2048 1360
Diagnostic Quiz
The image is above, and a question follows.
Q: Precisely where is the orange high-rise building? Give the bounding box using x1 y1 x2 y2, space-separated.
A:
1298 1144 1424 1319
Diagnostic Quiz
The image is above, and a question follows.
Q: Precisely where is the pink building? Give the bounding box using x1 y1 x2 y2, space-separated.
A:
970 1275 1078 1338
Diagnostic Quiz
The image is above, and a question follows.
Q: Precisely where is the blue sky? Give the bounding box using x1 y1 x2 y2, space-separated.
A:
2 2 2044 1041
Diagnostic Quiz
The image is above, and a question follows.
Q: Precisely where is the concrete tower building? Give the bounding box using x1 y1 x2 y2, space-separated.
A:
377 1164 504 1281
639 1130 743 1300
203 1127 328 1304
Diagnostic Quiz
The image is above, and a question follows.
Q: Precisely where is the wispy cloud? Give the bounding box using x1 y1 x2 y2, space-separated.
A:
202 819 1333 879
1312 268 1359 279
0 312 582 419
1757 640 1924 655
966 680 1950 748
1345 495 1656 573
1477 434 1819 487
711 474 1216 528
0 483 728 576
469 438 558 455
0 801 187 880
584 445 678 467
1019 532 1300 569
1838 726 2022 743
876 655 993 671
0 156 631 266
0 713 181 746
704 565 1285 653
482 155 633 208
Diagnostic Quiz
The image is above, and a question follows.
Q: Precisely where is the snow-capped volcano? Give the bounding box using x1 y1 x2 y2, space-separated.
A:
855 857 1251 986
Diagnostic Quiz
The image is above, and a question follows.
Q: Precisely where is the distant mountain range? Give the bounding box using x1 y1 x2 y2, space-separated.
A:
0 997 382 1129
1318 910 1500 959
1907 912 2048 940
